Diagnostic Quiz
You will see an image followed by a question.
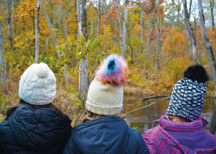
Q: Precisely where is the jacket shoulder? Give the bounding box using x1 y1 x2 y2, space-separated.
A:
127 127 149 154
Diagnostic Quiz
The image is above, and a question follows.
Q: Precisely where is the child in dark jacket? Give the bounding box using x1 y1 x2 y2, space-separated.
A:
63 54 149 154
0 63 71 154
142 65 216 154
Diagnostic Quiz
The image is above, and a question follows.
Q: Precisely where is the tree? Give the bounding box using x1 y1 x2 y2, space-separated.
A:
6 0 13 50
115 0 129 58
77 0 88 98
40 0 70 86
140 4 145 42
156 0 161 70
0 22 6 92
182 0 199 64
209 0 215 29
197 0 216 135
35 0 40 63
146 2 155 59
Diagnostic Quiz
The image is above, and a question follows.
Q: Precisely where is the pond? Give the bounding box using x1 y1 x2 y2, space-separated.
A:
124 96 215 133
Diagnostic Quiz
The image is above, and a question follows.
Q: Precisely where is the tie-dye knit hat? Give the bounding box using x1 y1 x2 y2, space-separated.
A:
166 65 209 121
86 54 128 115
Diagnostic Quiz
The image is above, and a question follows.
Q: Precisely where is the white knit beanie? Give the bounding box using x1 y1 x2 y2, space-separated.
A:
86 54 128 115
19 63 56 105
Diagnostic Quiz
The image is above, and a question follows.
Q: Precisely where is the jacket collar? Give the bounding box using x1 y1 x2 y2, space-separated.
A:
160 114 208 132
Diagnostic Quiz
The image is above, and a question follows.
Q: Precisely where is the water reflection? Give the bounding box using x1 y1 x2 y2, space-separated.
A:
124 97 214 133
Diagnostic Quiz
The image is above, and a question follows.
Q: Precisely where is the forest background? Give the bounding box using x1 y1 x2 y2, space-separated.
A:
0 0 216 134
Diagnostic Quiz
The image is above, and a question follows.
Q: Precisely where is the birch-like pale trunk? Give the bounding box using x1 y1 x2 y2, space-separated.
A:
197 0 216 135
171 0 175 29
35 0 40 63
0 22 6 92
122 0 129 58
77 0 88 98
115 0 128 58
182 0 199 64
40 0 70 86
6 0 13 50
146 6 155 59
156 0 161 71
140 5 144 42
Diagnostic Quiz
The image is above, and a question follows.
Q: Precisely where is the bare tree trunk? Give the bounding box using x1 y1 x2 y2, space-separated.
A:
171 0 175 29
77 0 88 98
114 0 128 58
156 0 161 71
140 5 144 42
182 0 199 64
188 0 192 19
177 0 181 26
210 0 215 29
35 0 40 63
197 0 216 135
122 0 129 58
0 22 6 92
146 6 155 59
6 0 13 50
97 0 101 34
185 0 193 55
40 0 70 86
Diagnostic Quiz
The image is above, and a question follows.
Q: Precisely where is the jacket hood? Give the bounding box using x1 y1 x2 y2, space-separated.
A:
7 105 71 149
71 116 129 154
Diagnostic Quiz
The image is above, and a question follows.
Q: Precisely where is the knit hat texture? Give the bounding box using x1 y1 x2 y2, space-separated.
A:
19 63 56 105
86 54 128 115
166 65 209 121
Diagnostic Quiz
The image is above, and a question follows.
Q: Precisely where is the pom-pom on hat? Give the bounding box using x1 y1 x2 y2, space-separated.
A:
19 63 56 105
166 64 209 121
86 54 128 115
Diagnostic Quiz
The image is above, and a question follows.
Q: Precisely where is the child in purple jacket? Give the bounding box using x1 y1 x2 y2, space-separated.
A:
142 65 216 154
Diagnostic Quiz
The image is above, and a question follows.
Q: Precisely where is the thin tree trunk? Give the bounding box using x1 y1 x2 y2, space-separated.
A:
115 0 128 58
78 0 88 98
210 0 215 29
146 6 155 59
97 0 101 34
40 0 60 56
188 0 192 19
122 0 129 58
177 0 181 26
40 0 70 86
6 0 13 50
35 0 40 63
197 0 216 135
140 5 144 42
182 0 199 64
0 22 6 92
156 0 161 71
171 0 175 29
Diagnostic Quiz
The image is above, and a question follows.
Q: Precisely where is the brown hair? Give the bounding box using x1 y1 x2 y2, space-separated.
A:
82 111 126 123
6 99 68 119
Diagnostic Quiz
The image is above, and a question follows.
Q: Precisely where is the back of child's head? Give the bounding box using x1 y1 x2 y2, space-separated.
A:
85 54 128 116
166 64 209 121
19 63 56 105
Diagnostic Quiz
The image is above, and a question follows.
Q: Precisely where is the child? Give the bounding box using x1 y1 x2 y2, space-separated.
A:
0 63 71 154
63 54 149 154
142 65 216 154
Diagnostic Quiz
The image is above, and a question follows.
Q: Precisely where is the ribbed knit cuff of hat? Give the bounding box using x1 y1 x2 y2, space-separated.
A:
86 99 123 115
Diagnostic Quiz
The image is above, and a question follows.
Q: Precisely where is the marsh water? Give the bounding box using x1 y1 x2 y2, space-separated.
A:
124 96 215 133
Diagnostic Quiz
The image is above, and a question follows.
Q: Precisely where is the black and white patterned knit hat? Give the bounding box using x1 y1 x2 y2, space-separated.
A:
166 65 209 122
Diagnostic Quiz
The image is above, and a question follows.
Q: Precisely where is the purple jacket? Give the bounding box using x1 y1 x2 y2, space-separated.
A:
142 114 216 154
